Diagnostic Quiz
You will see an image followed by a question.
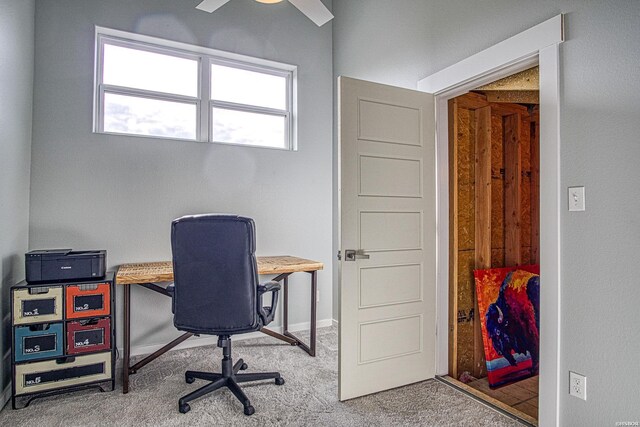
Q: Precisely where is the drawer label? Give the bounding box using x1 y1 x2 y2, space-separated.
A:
22 299 56 317
24 363 105 387
74 329 105 347
73 294 104 312
23 334 57 354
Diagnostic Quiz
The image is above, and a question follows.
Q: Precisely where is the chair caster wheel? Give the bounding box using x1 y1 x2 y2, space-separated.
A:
185 375 195 384
275 377 285 385
244 405 255 416
240 363 248 370
179 403 191 414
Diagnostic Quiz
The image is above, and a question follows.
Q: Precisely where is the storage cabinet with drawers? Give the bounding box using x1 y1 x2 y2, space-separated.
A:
11 272 115 409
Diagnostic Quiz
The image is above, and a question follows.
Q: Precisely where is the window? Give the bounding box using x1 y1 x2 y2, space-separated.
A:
94 28 296 150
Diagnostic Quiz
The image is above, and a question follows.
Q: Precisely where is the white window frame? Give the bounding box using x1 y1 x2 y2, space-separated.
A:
93 26 298 150
208 58 293 149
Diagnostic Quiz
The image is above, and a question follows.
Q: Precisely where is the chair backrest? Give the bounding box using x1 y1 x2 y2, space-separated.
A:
171 214 261 335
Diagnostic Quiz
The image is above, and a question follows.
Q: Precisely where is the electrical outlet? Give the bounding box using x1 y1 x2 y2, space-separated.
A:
569 371 587 400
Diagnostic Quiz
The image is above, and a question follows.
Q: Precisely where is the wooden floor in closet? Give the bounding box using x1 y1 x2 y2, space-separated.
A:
441 375 539 425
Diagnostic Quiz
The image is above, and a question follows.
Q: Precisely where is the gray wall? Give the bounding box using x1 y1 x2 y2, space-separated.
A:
0 0 35 392
333 0 640 425
30 0 333 350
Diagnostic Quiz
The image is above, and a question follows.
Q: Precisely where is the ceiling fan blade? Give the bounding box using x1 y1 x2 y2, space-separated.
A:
288 0 333 26
195 0 231 13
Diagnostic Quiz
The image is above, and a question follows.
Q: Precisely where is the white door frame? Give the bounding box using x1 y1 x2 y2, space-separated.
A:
418 15 563 427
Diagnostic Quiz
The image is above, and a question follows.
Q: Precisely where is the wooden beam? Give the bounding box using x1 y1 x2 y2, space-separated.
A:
530 107 540 264
504 114 522 266
448 98 459 379
488 102 529 117
475 66 539 91
483 90 539 104
473 105 491 378
455 91 490 110
474 106 492 270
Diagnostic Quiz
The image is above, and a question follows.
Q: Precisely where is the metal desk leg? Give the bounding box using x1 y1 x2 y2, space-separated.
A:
283 276 289 332
310 270 317 356
123 283 131 394
260 274 297 346
121 282 193 394
260 270 318 356
281 270 317 356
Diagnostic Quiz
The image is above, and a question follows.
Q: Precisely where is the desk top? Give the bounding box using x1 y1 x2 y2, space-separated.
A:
116 256 323 285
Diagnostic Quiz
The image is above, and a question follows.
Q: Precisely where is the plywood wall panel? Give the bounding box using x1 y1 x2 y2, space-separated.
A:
457 238 475 303
504 114 522 266
457 249 476 375
458 108 474 186
530 107 540 265
491 114 504 177
520 175 532 250
458 183 475 251
521 247 532 265
491 248 505 268
491 178 504 250
520 115 532 172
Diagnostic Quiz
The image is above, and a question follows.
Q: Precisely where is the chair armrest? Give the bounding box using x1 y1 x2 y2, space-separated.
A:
257 281 281 326
166 283 175 313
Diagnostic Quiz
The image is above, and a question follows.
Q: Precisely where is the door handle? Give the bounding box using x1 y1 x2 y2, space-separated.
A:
343 249 370 261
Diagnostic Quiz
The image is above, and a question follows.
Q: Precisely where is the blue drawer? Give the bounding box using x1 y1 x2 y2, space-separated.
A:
14 323 64 362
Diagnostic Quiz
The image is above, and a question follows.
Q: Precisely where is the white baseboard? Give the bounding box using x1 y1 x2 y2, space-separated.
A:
1 383 11 410
123 318 334 358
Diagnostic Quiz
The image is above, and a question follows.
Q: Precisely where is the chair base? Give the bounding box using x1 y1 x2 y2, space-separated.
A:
178 336 284 415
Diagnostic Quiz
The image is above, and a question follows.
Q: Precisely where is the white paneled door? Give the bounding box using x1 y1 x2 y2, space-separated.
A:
338 77 436 400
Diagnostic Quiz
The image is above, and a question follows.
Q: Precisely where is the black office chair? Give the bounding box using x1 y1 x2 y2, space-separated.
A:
170 214 284 415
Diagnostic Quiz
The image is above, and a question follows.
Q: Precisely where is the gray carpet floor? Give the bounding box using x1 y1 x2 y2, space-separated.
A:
0 326 522 426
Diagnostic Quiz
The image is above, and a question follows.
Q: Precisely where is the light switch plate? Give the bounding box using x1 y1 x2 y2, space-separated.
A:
568 186 585 211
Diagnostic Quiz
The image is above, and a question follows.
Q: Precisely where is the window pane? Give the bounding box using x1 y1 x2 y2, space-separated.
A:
103 44 198 97
104 93 197 139
211 64 286 110
212 108 286 148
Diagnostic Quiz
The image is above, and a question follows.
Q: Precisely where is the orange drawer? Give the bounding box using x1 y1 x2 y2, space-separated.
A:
65 283 110 319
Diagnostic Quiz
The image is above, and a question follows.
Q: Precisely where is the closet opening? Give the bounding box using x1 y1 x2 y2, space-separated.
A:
442 67 541 425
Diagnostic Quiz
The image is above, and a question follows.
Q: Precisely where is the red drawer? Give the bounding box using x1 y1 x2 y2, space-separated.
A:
66 318 111 354
65 283 110 319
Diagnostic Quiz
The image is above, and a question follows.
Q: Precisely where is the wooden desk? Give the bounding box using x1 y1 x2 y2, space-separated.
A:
116 256 323 394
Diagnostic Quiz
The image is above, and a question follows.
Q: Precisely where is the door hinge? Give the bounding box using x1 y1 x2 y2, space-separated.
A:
337 250 341 260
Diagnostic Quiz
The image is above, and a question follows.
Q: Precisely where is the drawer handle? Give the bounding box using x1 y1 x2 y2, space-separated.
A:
28 286 51 295
79 318 100 326
56 356 76 365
